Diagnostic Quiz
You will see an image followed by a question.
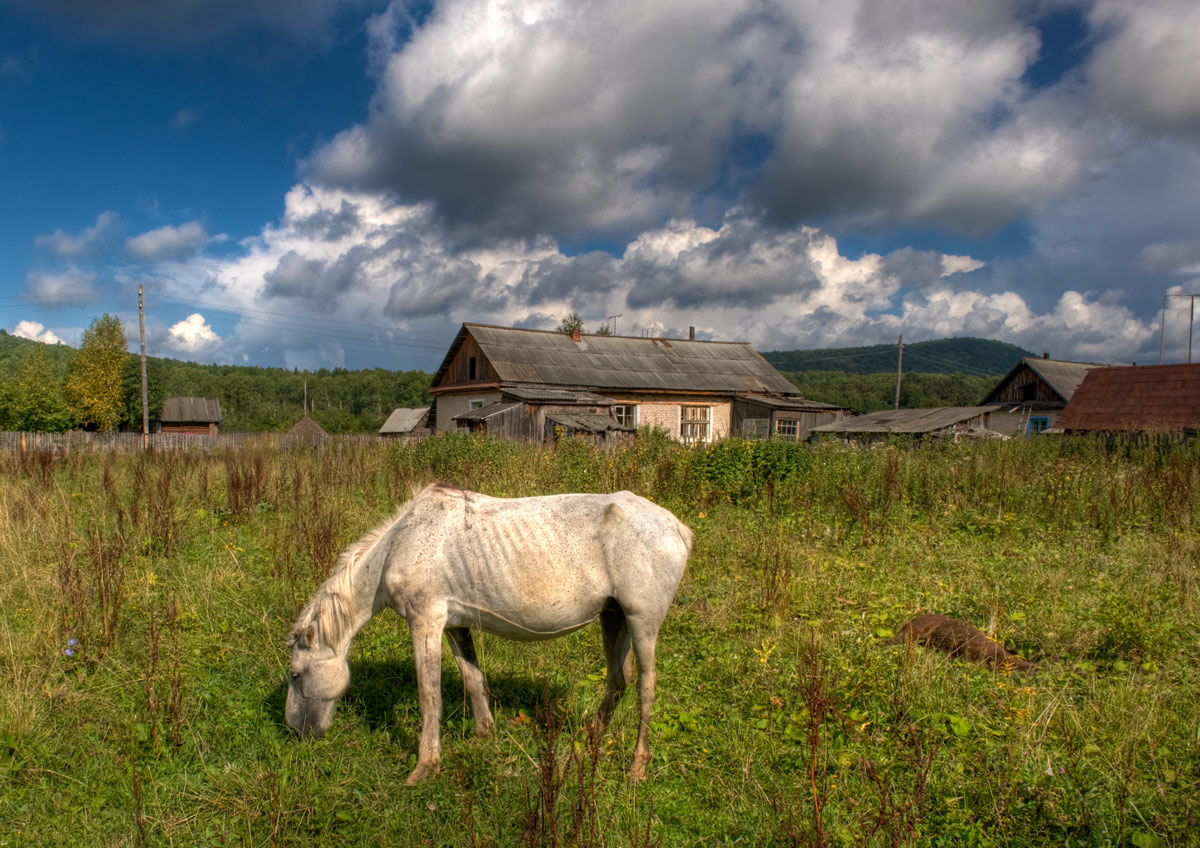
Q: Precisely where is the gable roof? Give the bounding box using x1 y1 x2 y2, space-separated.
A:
813 406 1001 434
1054 364 1200 431
983 356 1107 404
379 407 429 434
432 323 798 395
161 397 222 423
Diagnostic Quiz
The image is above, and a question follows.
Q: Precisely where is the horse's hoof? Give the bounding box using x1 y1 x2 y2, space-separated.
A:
404 762 439 786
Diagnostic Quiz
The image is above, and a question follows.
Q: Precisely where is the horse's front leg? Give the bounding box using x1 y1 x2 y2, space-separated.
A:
406 613 446 785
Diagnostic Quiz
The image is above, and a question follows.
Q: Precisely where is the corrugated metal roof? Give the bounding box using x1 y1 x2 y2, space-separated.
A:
452 401 524 422
545 411 634 433
435 324 798 395
501 386 611 404
812 406 1001 434
1055 364 1200 431
161 397 222 423
739 395 850 411
379 407 430 434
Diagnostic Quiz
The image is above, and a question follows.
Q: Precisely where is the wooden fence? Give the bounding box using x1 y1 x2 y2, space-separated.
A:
0 431 395 455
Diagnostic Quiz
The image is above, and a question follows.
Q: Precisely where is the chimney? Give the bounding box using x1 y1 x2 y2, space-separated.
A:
1042 352 1049 359
689 326 695 340
570 327 581 343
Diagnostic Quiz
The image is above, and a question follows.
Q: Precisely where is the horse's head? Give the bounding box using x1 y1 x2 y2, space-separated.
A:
285 620 350 739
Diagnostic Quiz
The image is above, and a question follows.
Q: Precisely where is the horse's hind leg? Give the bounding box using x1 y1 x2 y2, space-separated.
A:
594 601 632 734
446 627 494 737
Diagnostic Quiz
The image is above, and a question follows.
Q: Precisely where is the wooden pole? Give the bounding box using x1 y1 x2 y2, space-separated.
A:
894 334 903 410
139 284 149 447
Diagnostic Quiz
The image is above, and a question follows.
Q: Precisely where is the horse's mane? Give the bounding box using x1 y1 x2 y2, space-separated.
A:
290 485 437 649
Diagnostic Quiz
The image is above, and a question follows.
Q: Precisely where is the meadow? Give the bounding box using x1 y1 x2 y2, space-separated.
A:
1 432 1197 847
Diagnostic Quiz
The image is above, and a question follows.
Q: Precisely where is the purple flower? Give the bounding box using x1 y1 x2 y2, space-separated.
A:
65 649 74 657
67 639 76 647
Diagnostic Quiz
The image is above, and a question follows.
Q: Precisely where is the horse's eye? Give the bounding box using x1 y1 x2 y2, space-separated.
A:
290 670 301 681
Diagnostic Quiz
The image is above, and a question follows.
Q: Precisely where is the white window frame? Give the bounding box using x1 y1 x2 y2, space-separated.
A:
613 404 639 428
468 398 487 411
679 404 712 443
775 419 798 439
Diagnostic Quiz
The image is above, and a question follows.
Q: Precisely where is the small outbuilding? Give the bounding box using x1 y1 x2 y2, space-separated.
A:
811 406 1003 444
1054 364 1200 435
379 407 430 438
732 395 853 440
981 355 1107 436
160 397 222 436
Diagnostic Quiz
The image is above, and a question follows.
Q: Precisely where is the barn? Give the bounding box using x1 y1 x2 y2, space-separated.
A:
428 323 843 443
159 397 222 436
1054 364 1200 435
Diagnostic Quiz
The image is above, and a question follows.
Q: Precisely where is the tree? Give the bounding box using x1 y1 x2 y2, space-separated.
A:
594 324 612 336
557 312 584 335
67 314 129 431
8 345 74 431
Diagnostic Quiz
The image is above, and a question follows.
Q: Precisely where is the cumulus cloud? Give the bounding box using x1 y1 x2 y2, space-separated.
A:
24 267 98 301
126 221 211 261
166 313 220 353
12 320 65 345
305 0 1121 239
35 211 120 257
141 181 1170 368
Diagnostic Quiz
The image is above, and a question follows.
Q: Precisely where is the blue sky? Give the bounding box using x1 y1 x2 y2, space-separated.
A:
3 0 1199 371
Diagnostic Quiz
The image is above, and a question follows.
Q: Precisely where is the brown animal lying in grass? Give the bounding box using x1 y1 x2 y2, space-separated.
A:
889 614 1036 674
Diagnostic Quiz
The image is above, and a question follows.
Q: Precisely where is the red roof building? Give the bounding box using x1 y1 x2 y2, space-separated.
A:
1054 364 1200 432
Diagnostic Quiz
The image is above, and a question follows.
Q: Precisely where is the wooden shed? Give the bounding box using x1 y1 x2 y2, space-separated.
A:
160 397 221 436
429 323 807 443
379 407 430 438
981 355 1107 436
732 395 852 440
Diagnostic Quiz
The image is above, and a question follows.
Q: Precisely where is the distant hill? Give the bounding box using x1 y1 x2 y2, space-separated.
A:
762 337 1033 376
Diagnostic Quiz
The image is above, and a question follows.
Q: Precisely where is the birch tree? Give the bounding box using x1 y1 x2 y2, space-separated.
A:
67 314 128 431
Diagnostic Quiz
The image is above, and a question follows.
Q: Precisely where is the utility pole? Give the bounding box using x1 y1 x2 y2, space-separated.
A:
1161 293 1198 364
139 284 149 447
894 334 903 410
1159 295 1167 365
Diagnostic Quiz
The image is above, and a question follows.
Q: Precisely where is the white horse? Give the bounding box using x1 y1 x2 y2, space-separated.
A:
286 482 693 785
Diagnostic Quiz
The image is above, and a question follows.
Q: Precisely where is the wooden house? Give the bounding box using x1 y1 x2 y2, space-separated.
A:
159 397 221 436
811 406 1003 444
1055 364 1200 435
429 323 832 443
379 407 430 438
981 355 1106 435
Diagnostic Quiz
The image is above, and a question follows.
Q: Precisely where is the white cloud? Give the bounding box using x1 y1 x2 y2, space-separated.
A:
126 221 211 261
34 211 120 257
169 108 197 130
165 313 220 353
24 267 98 300
13 320 65 345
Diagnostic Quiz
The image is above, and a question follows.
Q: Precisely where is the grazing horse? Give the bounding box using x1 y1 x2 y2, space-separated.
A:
286 483 693 785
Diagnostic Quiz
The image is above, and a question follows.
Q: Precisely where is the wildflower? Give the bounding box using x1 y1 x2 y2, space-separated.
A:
65 638 76 657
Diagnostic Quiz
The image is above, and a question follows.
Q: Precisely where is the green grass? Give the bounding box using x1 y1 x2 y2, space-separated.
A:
1 433 1198 846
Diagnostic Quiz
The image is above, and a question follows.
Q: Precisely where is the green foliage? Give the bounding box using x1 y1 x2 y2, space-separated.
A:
765 336 1032 375
594 324 612 336
784 369 998 412
1 344 75 431
67 314 128 431
557 312 584 335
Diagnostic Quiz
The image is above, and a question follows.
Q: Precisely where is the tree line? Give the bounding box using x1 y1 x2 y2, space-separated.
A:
0 318 432 434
